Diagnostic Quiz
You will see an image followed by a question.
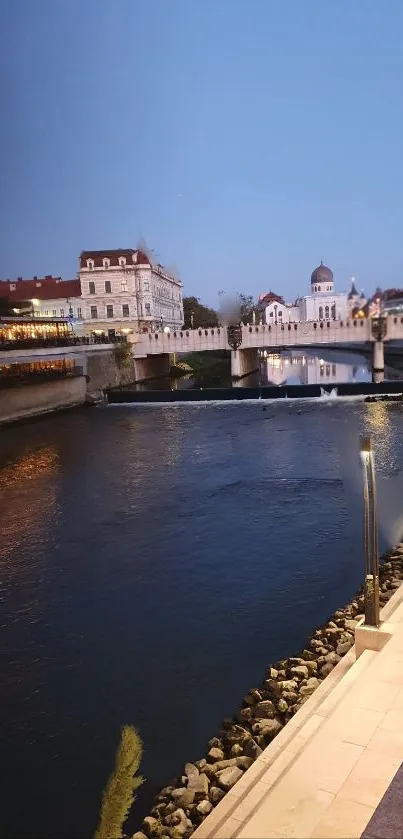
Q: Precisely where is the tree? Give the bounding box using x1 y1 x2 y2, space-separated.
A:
239 294 259 323
183 296 218 328
94 726 144 839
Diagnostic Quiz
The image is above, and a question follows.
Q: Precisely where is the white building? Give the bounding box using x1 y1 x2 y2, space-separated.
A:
79 248 183 336
259 262 349 325
0 276 83 325
297 263 348 322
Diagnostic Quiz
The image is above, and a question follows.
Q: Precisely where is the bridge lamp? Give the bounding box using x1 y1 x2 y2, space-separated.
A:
163 326 170 334
360 436 380 627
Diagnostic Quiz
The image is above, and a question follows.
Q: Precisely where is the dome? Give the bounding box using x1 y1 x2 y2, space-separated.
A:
311 261 334 285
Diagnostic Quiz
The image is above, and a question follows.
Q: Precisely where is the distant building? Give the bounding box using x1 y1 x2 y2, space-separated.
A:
79 248 183 335
0 276 82 321
258 262 349 324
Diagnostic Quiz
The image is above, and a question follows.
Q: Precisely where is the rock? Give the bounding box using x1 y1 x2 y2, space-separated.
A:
290 665 309 680
277 698 288 714
195 759 207 770
217 766 244 790
236 707 253 723
191 773 209 799
244 738 263 759
207 747 224 763
254 700 276 718
184 763 199 783
236 756 253 770
230 743 244 757
325 651 341 665
133 833 148 839
214 758 238 770
278 679 298 692
301 649 317 661
249 688 263 702
225 726 251 745
210 786 226 805
197 800 213 816
267 667 279 679
288 657 306 666
207 737 223 749
305 660 318 675
336 639 354 656
157 786 175 801
171 788 195 807
391 580 402 589
320 662 334 677
252 718 283 741
283 690 298 704
298 677 320 697
202 764 218 781
344 619 359 631
264 679 280 694
143 817 160 835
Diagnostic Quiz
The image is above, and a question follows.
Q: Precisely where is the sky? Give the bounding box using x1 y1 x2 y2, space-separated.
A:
1 0 403 306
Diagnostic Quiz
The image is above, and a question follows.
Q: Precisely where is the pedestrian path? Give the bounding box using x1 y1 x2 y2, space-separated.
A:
193 583 403 839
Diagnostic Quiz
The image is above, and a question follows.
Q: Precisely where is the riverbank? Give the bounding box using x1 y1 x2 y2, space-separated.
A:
134 543 403 839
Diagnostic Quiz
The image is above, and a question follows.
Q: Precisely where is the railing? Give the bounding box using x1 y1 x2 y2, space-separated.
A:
0 334 128 351
0 362 84 388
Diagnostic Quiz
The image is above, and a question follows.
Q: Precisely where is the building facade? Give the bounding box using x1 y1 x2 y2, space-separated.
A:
0 276 83 323
79 248 183 335
259 262 349 324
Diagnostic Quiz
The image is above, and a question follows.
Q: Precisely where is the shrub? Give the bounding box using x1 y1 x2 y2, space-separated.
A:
94 725 144 839
113 342 132 368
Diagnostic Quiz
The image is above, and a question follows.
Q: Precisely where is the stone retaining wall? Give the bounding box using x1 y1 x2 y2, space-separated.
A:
133 543 403 839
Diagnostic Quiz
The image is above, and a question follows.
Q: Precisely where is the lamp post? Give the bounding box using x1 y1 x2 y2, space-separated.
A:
360 437 380 627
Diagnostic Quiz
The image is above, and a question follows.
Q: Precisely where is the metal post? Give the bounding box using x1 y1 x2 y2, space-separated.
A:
360 437 380 627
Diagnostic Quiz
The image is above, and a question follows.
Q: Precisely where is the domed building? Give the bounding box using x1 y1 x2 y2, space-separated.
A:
297 261 349 322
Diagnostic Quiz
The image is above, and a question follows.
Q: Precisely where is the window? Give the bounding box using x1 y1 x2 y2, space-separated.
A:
105 280 111 293
119 257 126 267
52 309 57 317
77 307 82 318
90 306 98 319
89 281 95 294
318 285 321 292
269 311 273 317
144 281 149 291
145 303 151 316
278 310 283 319
44 310 49 316
121 281 128 292
103 258 110 268
60 308 64 317
87 260 94 269
331 303 336 319
106 305 114 318
319 306 324 320
122 304 130 317
325 305 330 319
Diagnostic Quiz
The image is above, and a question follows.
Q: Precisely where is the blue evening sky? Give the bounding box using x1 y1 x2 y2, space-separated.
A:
1 0 403 306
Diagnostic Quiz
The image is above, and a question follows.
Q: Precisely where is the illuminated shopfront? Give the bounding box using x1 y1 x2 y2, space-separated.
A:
0 317 72 345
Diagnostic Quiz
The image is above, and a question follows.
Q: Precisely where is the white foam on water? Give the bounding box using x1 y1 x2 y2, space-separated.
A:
106 392 396 409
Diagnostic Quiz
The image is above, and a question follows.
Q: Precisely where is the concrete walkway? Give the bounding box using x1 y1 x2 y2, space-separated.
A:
193 583 403 839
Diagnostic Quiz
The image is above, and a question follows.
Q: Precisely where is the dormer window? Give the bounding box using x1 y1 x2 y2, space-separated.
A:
87 259 94 270
119 257 126 267
103 258 110 269
10 283 16 291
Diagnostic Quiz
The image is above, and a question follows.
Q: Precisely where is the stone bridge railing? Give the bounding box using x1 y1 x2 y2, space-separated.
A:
132 316 403 357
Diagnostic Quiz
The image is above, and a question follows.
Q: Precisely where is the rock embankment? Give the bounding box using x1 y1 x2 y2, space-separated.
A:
133 544 403 839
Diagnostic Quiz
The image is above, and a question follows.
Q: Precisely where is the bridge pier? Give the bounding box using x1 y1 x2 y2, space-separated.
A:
231 348 259 380
134 353 170 382
372 341 385 384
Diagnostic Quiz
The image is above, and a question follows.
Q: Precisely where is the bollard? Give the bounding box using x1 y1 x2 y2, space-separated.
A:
360 437 380 627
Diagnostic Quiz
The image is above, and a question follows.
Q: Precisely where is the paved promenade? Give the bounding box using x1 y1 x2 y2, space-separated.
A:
194 570 403 839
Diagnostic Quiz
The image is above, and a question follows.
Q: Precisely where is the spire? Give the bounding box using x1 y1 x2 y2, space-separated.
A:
348 276 358 299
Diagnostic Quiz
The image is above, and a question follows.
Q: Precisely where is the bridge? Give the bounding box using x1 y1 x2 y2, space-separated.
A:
130 315 403 382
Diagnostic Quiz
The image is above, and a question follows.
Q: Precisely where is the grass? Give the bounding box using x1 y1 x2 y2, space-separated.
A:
94 726 144 839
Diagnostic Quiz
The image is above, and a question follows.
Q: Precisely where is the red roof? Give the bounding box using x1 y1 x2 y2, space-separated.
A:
79 248 150 268
0 277 81 302
258 291 285 306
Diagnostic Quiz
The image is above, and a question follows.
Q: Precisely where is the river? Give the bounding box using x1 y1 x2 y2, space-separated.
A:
1 349 403 838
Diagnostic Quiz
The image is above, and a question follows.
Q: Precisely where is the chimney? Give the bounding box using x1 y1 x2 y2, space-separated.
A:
18 277 22 281
33 275 37 281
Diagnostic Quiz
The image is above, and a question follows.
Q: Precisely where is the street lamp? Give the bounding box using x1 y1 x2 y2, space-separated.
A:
360 437 380 627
